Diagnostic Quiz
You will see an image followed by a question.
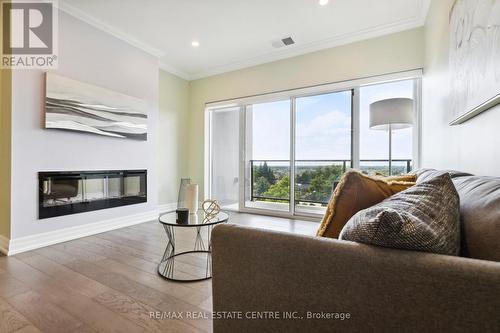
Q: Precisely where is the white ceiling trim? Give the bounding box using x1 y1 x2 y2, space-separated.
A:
58 0 430 82
59 1 192 80
191 0 430 80
190 17 425 80
58 1 165 58
159 61 191 80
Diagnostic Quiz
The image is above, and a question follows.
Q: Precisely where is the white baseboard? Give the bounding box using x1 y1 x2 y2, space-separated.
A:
2 202 206 256
5 210 159 256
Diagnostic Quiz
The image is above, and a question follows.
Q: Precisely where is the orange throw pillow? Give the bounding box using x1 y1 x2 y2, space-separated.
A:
316 170 416 239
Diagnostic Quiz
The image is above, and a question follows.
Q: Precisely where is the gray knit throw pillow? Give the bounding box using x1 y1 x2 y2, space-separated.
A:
339 173 460 255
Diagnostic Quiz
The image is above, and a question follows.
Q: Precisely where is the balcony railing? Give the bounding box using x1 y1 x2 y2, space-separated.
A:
250 159 412 206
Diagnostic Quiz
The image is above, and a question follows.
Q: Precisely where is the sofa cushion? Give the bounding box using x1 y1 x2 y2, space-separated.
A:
339 173 460 255
417 169 500 262
416 168 472 183
452 175 500 262
316 170 416 239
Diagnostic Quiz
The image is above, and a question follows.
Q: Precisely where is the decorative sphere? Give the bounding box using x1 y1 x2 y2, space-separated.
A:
202 199 220 220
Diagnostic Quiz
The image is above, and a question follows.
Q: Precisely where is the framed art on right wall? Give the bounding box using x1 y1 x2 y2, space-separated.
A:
449 0 500 125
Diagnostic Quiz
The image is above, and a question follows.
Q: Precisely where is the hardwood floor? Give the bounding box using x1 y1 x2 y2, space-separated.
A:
0 212 317 333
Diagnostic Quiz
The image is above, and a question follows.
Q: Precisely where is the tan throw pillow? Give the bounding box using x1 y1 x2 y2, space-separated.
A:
316 170 416 239
375 172 418 182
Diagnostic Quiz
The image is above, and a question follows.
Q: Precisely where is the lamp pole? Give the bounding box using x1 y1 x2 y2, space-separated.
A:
388 123 392 176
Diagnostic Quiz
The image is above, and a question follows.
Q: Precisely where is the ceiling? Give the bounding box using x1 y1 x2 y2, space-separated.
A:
60 0 430 80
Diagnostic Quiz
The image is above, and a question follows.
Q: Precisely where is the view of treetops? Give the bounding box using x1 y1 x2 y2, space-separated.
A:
251 161 411 206
249 80 413 207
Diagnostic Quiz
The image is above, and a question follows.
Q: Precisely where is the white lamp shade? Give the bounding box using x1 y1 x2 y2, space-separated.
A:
369 98 414 130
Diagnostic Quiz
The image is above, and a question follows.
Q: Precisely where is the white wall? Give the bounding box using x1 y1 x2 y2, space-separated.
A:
10 12 159 239
421 0 500 176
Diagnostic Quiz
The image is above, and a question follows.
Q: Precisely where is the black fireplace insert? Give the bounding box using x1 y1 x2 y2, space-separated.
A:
38 170 147 219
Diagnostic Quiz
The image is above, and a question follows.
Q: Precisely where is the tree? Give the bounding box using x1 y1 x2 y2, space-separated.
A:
306 165 343 202
253 163 345 205
296 169 313 184
253 162 276 187
264 176 290 200
254 176 270 196
294 165 344 203
260 162 276 184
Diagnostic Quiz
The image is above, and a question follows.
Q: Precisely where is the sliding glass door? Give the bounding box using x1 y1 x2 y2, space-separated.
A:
241 90 352 215
294 91 352 215
244 100 291 212
209 90 354 216
207 74 420 218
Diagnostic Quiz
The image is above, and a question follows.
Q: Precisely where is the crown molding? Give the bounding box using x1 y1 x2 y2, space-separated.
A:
58 2 165 58
189 0 430 80
190 18 427 80
159 61 191 81
59 2 191 80
57 0 430 82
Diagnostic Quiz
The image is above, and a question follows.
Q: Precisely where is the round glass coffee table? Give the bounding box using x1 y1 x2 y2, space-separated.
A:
158 210 229 282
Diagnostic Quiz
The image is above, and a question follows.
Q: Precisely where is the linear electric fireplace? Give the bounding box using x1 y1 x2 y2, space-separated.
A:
38 170 147 219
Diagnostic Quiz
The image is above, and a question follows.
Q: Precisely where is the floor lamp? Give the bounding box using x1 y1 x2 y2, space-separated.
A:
369 98 414 175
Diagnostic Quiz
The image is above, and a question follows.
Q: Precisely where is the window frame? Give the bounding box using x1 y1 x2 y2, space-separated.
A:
205 69 422 219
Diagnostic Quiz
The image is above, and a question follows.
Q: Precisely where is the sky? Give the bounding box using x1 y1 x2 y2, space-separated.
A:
250 79 414 163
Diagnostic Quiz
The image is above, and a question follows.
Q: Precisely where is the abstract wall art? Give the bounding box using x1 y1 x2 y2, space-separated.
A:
45 73 148 140
449 0 500 124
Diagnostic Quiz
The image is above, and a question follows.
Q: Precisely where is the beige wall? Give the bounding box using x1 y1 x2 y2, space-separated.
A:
158 70 190 206
421 0 500 176
188 28 425 196
0 7 12 239
0 70 12 240
0 19 12 240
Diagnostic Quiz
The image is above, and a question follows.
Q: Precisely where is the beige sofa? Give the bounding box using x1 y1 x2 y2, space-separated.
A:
211 170 500 332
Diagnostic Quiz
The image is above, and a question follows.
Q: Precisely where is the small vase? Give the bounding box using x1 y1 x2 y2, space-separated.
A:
177 178 191 209
186 184 199 214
